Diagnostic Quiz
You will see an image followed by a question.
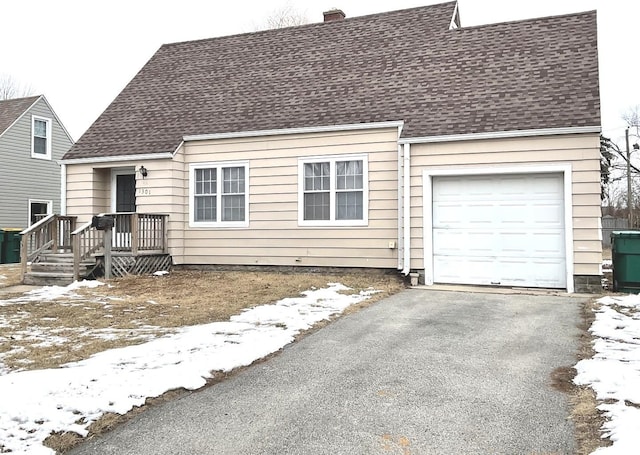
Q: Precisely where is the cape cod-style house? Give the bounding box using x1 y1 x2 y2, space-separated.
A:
24 2 602 292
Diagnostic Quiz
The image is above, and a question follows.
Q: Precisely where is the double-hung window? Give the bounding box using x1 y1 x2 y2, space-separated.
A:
31 116 52 159
190 162 249 227
299 154 368 226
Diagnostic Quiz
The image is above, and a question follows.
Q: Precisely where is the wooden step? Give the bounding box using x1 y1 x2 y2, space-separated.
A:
23 272 75 286
31 262 95 273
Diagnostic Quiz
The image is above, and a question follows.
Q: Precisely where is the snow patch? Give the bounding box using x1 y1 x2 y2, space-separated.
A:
0 282 373 454
574 294 640 454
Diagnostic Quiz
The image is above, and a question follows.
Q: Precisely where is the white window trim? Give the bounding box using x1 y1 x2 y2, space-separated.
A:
422 163 574 293
28 199 52 226
31 115 52 160
298 153 369 227
189 161 249 228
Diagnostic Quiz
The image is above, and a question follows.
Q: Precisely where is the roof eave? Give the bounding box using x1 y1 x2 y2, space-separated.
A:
398 126 602 144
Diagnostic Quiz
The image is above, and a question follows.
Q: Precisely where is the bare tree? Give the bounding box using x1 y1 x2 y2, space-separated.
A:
622 105 640 136
603 108 640 225
255 3 308 30
0 74 35 100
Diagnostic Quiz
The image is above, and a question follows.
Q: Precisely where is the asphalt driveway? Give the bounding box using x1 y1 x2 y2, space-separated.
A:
70 289 583 455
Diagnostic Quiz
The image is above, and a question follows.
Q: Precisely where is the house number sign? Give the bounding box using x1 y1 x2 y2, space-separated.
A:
136 188 151 195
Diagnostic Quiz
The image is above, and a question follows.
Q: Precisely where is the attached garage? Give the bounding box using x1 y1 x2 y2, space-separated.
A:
423 167 573 290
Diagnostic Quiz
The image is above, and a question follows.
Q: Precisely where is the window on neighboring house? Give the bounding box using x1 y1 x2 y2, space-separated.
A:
299 155 368 226
31 116 52 159
29 200 52 225
190 162 249 227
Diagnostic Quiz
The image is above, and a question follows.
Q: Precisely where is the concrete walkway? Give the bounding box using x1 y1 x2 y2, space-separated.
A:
71 289 583 455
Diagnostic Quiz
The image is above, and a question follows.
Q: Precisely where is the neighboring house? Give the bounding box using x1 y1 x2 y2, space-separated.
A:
60 2 602 292
0 95 74 228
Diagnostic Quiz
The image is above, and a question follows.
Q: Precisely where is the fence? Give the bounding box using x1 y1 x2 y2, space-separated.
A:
602 216 629 247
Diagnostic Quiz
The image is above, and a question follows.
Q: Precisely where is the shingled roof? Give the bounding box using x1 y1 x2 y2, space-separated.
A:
64 2 600 160
0 96 40 137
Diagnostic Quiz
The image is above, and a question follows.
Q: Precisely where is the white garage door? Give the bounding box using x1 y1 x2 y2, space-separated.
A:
432 173 566 288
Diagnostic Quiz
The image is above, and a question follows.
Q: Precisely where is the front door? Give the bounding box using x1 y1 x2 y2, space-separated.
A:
112 171 136 249
116 174 136 212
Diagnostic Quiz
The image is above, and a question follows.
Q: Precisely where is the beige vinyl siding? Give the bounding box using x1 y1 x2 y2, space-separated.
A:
410 133 602 276
65 158 181 236
66 164 110 221
177 128 399 268
0 98 73 228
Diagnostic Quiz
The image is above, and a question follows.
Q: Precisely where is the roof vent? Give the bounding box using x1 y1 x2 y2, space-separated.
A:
323 9 345 22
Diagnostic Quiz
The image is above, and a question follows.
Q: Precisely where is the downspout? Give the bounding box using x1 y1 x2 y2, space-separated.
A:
60 163 67 215
401 143 411 275
397 144 403 270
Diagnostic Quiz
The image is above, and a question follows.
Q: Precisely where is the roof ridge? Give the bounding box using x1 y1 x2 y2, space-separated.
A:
160 1 457 49
0 94 41 104
458 8 596 31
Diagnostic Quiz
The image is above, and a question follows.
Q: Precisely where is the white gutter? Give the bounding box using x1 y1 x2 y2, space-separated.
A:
398 125 601 144
60 152 173 165
60 163 67 215
396 122 405 271
172 140 184 156
401 143 411 275
183 121 405 142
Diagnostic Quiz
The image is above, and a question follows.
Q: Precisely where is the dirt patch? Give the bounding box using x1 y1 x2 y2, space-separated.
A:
550 365 576 394
558 298 611 454
0 264 21 289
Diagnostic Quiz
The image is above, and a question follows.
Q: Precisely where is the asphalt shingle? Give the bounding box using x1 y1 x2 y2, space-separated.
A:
64 2 600 160
0 96 40 137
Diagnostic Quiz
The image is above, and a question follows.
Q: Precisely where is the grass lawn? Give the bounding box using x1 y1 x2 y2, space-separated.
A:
0 264 405 373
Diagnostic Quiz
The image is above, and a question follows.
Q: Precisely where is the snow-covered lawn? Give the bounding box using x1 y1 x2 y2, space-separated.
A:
0 281 378 454
574 293 640 454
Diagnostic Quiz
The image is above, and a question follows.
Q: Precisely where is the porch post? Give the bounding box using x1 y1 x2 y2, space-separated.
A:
20 234 28 283
73 233 80 281
131 213 139 255
104 227 112 280
51 216 59 252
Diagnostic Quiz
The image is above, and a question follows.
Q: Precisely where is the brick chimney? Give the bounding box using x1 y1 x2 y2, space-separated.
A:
323 9 345 22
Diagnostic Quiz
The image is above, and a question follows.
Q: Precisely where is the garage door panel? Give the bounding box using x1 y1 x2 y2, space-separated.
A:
532 203 564 225
498 258 566 287
433 229 497 256
431 173 566 289
434 203 563 228
434 255 566 288
433 256 496 285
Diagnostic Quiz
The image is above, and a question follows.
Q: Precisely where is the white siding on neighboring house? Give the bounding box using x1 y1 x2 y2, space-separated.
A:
0 98 73 228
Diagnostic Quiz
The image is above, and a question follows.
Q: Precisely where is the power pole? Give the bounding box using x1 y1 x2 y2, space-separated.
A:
626 128 633 228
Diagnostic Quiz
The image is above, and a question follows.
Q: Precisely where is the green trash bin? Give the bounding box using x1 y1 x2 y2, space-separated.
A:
612 231 640 294
1 228 22 264
0 230 4 264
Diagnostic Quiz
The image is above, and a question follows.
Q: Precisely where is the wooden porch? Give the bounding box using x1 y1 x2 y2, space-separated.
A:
20 213 170 286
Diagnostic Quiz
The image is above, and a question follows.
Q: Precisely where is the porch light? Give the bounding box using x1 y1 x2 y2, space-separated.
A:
139 165 148 178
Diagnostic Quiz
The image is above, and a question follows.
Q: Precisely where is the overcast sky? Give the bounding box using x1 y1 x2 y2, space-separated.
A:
1 0 637 146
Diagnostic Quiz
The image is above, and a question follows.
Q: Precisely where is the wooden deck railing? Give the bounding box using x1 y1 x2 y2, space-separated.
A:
71 213 168 280
107 213 168 254
20 215 77 280
71 219 105 281
20 213 169 282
